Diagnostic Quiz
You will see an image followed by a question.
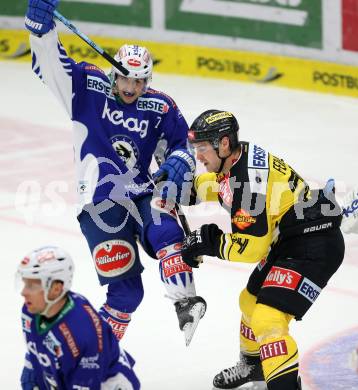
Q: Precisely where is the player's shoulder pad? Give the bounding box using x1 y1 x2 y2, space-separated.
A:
78 61 106 76
194 172 219 187
194 172 219 202
146 88 178 109
247 142 269 170
57 298 103 357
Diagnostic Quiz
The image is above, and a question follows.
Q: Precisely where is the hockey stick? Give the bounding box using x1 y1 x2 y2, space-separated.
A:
153 154 193 236
53 10 129 76
153 158 205 347
153 171 192 236
153 156 203 263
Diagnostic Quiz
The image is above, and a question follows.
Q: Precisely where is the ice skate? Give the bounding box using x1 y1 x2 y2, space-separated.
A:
174 296 206 346
213 354 266 389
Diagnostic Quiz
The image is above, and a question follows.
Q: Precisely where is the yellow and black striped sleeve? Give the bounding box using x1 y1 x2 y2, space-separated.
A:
217 231 271 263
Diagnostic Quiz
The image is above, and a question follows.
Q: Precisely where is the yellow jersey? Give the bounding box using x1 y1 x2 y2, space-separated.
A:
193 142 310 263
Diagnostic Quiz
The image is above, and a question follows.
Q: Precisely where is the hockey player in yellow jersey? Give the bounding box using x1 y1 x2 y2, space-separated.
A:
180 110 345 390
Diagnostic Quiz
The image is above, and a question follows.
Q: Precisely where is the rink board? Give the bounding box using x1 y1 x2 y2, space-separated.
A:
1 28 358 99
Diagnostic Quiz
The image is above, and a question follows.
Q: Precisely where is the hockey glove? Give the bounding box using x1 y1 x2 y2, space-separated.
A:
153 149 195 203
25 0 58 36
181 224 223 267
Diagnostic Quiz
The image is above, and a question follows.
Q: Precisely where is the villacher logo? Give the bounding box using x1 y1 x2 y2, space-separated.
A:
93 240 135 277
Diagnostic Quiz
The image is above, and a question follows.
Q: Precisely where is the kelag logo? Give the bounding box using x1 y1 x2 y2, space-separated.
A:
167 0 322 48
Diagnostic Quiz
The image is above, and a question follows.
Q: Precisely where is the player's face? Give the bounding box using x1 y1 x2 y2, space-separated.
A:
193 141 221 172
21 278 46 314
115 75 147 104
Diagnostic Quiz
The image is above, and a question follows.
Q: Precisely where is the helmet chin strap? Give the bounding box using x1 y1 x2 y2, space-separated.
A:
215 149 233 173
214 142 242 173
40 293 66 317
211 138 234 173
40 283 67 317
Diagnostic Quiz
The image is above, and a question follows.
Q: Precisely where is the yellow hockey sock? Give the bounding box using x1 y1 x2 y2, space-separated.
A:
260 334 298 383
251 304 298 385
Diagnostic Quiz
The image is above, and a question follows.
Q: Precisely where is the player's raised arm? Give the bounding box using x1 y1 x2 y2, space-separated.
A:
25 0 74 117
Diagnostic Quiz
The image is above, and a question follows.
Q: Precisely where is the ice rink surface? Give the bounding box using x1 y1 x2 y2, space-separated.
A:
1 60 358 389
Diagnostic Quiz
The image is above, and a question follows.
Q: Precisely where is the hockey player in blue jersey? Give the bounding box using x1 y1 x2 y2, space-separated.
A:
25 0 206 345
18 245 140 390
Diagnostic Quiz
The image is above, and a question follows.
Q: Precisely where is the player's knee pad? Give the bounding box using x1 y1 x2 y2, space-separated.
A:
251 304 298 385
100 276 144 340
106 275 144 313
239 288 260 356
239 288 257 320
251 304 293 343
157 242 196 301
146 212 184 253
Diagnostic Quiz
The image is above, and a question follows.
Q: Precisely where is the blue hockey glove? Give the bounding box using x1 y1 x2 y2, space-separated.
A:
181 224 223 267
21 366 39 390
25 0 58 35
153 149 195 202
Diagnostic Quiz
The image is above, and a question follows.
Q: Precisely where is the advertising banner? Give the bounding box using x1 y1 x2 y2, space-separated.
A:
0 0 150 27
166 0 322 48
342 0 358 52
1 29 357 98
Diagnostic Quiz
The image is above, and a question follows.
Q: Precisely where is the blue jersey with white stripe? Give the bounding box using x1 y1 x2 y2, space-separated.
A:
30 29 189 211
22 292 140 390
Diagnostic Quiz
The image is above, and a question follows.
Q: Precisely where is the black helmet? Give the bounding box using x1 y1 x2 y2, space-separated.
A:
188 110 239 150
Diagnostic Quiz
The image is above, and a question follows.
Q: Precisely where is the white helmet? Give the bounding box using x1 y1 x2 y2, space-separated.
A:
18 246 74 313
111 44 153 80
